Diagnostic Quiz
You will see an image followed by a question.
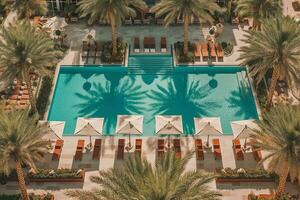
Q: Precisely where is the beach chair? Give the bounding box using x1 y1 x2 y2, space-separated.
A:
95 42 102 58
82 41 89 58
209 42 217 62
144 37 150 53
150 37 156 53
134 18 142 25
116 139 125 160
201 43 209 61
74 140 85 161
92 139 102 160
216 43 224 62
20 95 29 100
250 139 262 161
134 37 140 53
194 42 202 62
143 18 151 25
52 140 64 160
213 139 222 160
160 37 167 53
173 139 181 159
135 139 142 157
232 139 244 160
157 139 165 158
195 139 204 160
125 17 132 25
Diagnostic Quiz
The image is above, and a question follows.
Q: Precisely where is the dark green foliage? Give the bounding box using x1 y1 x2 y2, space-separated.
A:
216 168 277 179
101 38 126 63
0 193 53 200
29 169 84 179
175 41 195 63
36 76 53 118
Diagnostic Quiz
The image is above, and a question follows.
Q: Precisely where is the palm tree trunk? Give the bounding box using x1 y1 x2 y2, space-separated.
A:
25 73 36 113
15 161 29 200
183 15 189 56
275 160 289 199
266 67 280 110
109 12 117 56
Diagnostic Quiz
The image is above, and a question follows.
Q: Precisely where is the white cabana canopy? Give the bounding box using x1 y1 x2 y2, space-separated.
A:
231 119 259 140
116 115 143 135
39 120 65 140
74 118 104 136
156 115 183 135
42 16 68 31
194 117 223 136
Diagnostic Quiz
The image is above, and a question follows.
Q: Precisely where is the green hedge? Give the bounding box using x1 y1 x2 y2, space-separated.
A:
0 193 53 200
36 76 53 118
216 168 276 179
29 169 83 179
174 41 195 63
101 38 126 63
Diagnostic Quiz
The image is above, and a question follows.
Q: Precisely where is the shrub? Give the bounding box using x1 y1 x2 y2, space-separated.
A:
174 41 195 63
36 76 53 118
29 169 84 179
101 38 126 63
0 193 53 200
216 168 277 179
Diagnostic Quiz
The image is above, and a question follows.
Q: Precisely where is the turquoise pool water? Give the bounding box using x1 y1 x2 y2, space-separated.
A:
48 55 258 136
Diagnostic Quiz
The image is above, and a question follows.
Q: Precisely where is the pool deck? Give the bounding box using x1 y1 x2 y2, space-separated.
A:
1 135 299 199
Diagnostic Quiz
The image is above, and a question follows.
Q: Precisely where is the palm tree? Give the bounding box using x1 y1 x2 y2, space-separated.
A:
150 0 223 56
1 0 48 19
0 109 50 200
238 16 300 110
66 151 221 200
235 0 282 31
77 0 146 56
250 105 300 199
0 21 61 112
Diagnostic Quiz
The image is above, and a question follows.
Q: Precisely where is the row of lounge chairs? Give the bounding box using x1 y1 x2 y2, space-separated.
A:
51 138 262 162
133 37 167 53
81 41 102 64
52 139 102 161
194 42 223 62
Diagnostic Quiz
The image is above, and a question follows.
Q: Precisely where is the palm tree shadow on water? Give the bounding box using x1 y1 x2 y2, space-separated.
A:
74 77 147 134
226 83 258 119
147 75 221 134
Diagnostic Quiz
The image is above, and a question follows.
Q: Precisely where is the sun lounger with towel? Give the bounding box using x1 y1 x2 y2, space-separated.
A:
194 42 202 62
144 37 150 53
135 139 142 157
52 140 64 160
195 139 204 160
216 43 224 62
201 43 209 61
213 139 222 160
161 37 167 53
173 139 181 159
157 139 165 158
232 139 244 160
117 139 125 160
209 42 217 62
149 37 156 53
74 140 85 161
92 139 102 160
134 37 140 53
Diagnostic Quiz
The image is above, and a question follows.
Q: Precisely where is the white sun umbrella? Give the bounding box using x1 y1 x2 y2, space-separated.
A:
231 119 259 148
116 115 143 148
38 120 65 140
194 117 223 147
156 115 183 148
43 16 68 31
74 118 104 146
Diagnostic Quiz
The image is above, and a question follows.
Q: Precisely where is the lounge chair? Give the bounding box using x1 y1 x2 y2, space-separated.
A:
173 139 181 159
232 139 244 160
176 18 183 24
95 42 102 57
160 37 167 53
82 41 89 58
116 139 125 160
92 139 102 160
209 42 217 62
134 18 142 25
195 139 204 160
213 139 222 160
135 139 142 157
149 37 156 53
156 18 164 25
125 17 132 25
20 95 29 100
74 140 85 161
134 37 140 53
201 43 209 61
250 139 262 161
216 43 224 62
144 37 150 53
52 140 64 160
143 18 151 25
194 42 202 62
157 139 165 158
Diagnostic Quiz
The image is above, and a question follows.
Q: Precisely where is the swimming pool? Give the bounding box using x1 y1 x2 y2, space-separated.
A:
48 55 258 136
